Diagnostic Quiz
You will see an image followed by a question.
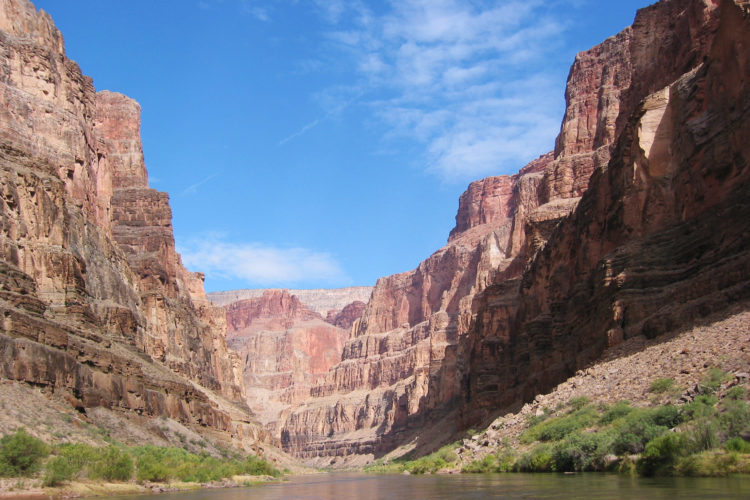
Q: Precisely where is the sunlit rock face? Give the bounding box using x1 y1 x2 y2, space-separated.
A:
279 0 748 463
0 0 265 448
221 290 363 440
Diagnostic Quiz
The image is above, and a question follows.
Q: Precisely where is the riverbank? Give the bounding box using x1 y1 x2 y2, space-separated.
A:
0 430 284 499
366 306 750 477
0 475 280 499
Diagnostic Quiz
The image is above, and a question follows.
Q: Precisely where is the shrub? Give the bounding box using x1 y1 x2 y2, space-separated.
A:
42 456 77 487
685 418 719 452
516 444 554 472
650 378 675 394
552 430 614 472
724 386 747 401
724 437 750 453
462 454 496 474
600 401 633 425
699 369 731 395
0 429 49 477
682 395 718 421
612 409 669 455
520 406 598 444
652 405 682 428
239 454 280 477
405 455 446 474
637 432 688 476
568 397 591 412
676 450 740 477
719 399 750 438
89 446 133 481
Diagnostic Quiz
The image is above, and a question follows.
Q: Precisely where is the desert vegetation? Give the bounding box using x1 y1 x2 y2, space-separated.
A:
0 430 280 489
367 370 750 477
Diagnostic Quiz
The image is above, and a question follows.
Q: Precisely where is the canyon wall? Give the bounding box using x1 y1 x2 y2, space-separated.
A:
464 0 750 425
223 290 353 436
279 0 746 462
208 287 372 315
0 0 263 448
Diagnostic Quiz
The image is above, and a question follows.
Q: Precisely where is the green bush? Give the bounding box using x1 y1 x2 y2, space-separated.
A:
724 386 747 400
676 450 740 477
462 454 496 473
637 432 688 476
240 454 281 477
724 437 750 453
552 430 614 472
516 444 554 472
568 397 591 411
520 406 598 444
699 369 731 395
682 395 718 421
599 401 633 425
650 378 675 394
719 399 750 438
686 418 719 452
0 429 50 477
612 409 669 455
652 405 682 428
405 455 446 474
42 456 77 487
89 446 133 481
58 443 98 470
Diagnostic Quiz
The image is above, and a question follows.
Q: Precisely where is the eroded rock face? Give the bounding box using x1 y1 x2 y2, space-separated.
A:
0 0 260 448
223 290 353 438
279 0 737 462
463 0 749 425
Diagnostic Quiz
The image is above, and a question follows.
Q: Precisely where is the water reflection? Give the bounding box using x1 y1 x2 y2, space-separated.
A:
111 473 750 500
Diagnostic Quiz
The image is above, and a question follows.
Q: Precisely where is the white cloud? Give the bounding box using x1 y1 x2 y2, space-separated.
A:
179 237 349 286
311 0 568 181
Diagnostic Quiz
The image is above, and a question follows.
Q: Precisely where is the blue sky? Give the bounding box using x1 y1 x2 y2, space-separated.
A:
34 0 654 292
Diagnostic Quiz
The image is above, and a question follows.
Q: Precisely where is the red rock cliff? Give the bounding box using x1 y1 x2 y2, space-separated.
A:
223 290 354 440
464 0 748 425
279 0 736 463
0 0 261 448
464 1 750 422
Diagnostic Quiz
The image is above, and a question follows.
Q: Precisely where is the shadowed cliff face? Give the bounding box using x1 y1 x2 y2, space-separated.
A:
0 0 263 448
464 0 750 425
278 0 745 463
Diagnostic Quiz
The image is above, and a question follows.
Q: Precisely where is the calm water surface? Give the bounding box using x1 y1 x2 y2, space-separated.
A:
109 473 750 500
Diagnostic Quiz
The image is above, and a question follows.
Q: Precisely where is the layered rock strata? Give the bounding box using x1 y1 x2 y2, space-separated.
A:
464 0 750 425
223 290 354 437
208 286 373 315
0 0 261 448
280 0 740 461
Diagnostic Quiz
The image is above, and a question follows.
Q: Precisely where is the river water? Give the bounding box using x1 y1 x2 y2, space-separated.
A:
113 473 749 499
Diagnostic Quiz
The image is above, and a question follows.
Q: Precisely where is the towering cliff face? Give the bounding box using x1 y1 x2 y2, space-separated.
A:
279 0 741 462
465 0 750 425
0 0 260 447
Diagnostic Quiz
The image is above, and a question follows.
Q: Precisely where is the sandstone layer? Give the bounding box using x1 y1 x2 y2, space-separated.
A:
279 0 747 463
208 287 373 315
223 290 356 439
0 0 264 451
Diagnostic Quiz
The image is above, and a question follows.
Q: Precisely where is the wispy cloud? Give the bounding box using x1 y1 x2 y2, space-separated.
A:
181 173 220 196
309 0 567 181
242 1 271 23
179 236 349 286
278 89 364 146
